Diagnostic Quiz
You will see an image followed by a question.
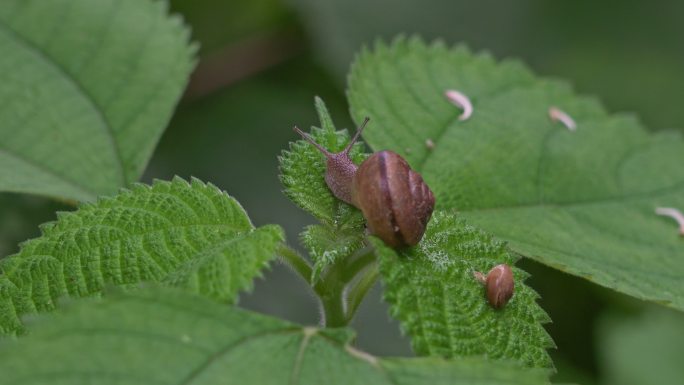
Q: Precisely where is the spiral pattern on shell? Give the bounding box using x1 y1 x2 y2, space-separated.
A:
351 151 435 247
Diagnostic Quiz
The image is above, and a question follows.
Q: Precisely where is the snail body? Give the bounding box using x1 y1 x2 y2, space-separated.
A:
294 118 435 247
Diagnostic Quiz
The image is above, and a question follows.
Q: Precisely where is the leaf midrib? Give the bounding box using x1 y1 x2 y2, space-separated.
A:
4 223 251 279
0 18 126 186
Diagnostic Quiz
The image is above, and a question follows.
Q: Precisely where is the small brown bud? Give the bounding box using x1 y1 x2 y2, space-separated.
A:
474 264 514 309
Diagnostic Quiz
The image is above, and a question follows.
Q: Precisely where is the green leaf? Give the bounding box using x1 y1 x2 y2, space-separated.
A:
169 0 289 56
280 97 367 277
374 211 553 368
0 286 551 385
279 97 367 225
348 36 684 311
301 215 365 282
0 0 197 201
0 177 283 336
597 308 684 385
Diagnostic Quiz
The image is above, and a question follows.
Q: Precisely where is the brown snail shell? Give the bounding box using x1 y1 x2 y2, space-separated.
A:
474 264 515 309
351 151 434 247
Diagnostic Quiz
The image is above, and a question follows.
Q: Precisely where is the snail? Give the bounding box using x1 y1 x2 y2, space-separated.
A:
473 264 515 309
293 118 435 248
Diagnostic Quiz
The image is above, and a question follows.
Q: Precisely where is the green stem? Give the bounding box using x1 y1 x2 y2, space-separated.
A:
277 244 312 284
340 247 377 283
345 263 379 322
280 242 379 327
319 288 347 327
317 263 348 327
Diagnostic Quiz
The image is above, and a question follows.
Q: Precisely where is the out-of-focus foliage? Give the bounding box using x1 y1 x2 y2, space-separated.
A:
170 0 291 55
597 308 684 385
289 0 684 132
0 287 552 385
0 0 196 201
0 196 67 257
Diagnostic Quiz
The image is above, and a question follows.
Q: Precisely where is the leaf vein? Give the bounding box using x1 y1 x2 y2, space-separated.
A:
0 19 126 184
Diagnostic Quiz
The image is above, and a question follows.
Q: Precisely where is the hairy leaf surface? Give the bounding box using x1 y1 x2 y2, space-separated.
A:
279 97 366 224
280 98 366 278
0 0 196 201
0 287 551 385
0 178 283 336
375 211 553 368
348 36 684 310
301 219 365 282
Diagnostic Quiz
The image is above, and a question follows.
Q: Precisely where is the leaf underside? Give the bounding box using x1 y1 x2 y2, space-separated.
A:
0 177 283 336
375 211 554 369
0 0 197 201
348 36 684 311
0 287 551 385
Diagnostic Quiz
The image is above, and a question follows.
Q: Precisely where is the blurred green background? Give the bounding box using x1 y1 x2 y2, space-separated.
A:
2 1 684 384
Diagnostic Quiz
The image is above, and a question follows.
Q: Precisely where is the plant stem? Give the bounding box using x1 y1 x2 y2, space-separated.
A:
280 243 378 327
317 263 348 328
277 244 312 284
340 247 377 283
316 248 379 327
345 263 379 322
319 286 348 328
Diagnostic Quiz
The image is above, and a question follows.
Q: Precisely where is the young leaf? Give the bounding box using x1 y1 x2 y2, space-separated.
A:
0 177 283 336
0 0 197 201
348 36 684 311
374 211 553 368
280 97 367 225
0 286 551 385
280 97 367 277
301 213 365 282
